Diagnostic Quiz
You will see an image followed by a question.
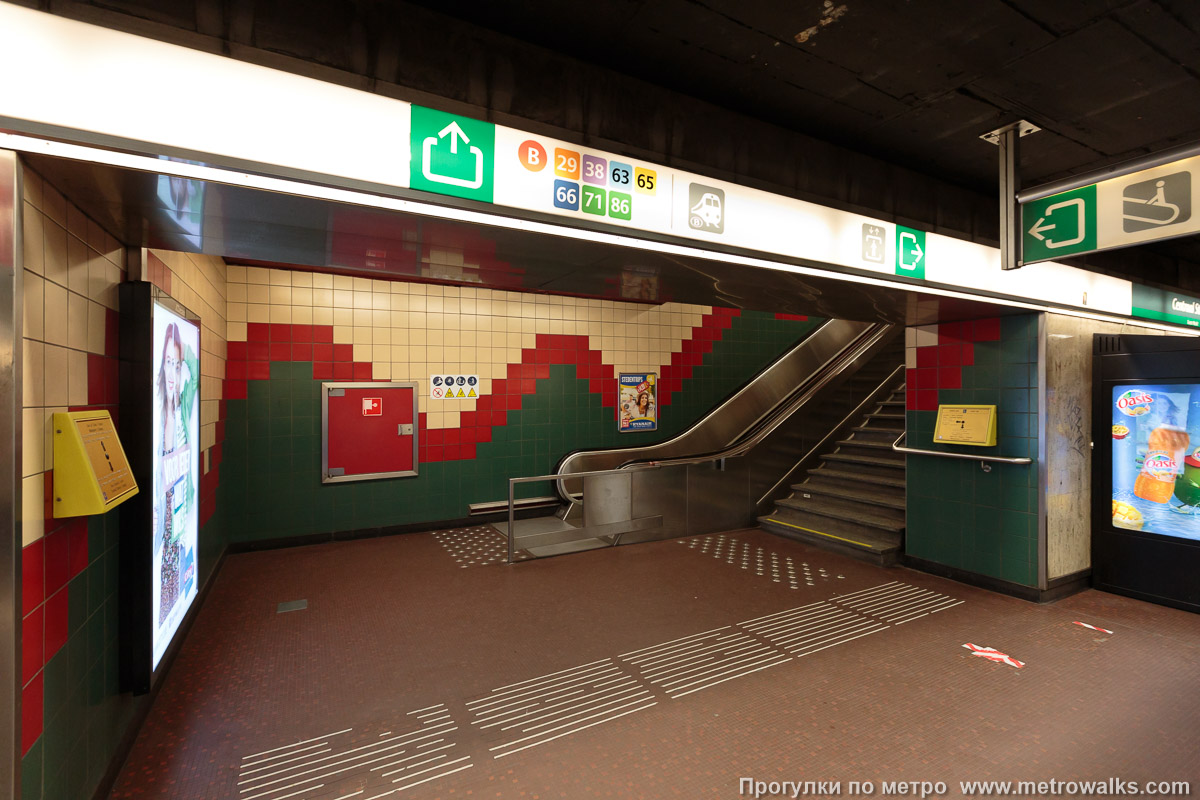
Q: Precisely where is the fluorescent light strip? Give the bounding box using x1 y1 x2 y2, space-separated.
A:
3 131 1194 336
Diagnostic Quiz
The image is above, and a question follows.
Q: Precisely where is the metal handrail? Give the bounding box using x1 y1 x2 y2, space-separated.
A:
891 431 1032 465
507 465 660 562
755 363 907 506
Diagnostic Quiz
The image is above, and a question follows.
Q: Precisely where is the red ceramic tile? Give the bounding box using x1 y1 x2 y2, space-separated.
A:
293 325 312 343
269 342 291 362
960 342 975 366
333 344 353 362
224 380 247 400
312 363 333 380
21 673 41 756
938 343 962 367
352 363 372 380
333 362 353 380
917 388 939 411
226 361 247 381
43 589 67 661
938 321 964 344
22 538 44 616
42 473 53 529
247 342 269 362
973 317 1001 341
916 346 937 369
247 362 270 381
43 530 69 596
247 322 269 341
226 342 248 362
938 367 962 390
293 343 313 361
66 518 88 578
270 324 292 342
21 607 42 685
87 353 106 406
313 326 334 343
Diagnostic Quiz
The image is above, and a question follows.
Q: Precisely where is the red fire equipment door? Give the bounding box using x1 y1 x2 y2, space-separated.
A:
322 382 418 483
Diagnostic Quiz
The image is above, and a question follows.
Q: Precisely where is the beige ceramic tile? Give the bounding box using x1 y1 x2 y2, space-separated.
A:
22 204 44 276
68 349 88 406
23 339 43 407
68 291 89 351
44 345 68 407
23 271 43 340
21 474 44 546
42 280 67 346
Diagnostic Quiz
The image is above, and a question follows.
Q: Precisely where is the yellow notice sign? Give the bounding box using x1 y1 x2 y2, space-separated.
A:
933 404 998 447
53 411 139 517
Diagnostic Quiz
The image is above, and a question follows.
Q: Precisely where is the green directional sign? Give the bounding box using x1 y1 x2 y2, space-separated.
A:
895 226 926 280
1131 284 1200 328
410 105 495 203
1022 184 1097 263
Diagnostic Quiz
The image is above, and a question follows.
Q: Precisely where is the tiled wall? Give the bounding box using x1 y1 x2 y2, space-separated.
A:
221 266 819 541
18 166 230 800
904 315 1041 587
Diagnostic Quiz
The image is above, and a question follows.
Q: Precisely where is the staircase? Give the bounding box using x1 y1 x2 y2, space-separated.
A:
758 383 906 565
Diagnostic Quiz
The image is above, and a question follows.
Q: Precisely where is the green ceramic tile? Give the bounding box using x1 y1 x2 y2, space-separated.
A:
22 736 43 800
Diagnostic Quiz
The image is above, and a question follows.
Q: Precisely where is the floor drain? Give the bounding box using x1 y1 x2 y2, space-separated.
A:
276 599 308 614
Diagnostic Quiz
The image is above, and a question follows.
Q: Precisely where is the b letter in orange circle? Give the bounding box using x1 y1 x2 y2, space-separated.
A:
519 140 547 172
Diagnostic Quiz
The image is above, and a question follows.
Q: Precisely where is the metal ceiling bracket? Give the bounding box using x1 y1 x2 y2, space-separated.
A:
981 121 1040 271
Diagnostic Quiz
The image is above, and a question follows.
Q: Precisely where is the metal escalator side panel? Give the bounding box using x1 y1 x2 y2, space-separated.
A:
556 319 873 481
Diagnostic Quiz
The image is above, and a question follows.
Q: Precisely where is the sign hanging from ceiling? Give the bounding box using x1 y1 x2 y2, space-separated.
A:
1022 154 1200 263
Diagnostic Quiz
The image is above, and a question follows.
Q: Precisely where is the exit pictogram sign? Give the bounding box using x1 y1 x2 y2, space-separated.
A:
362 397 382 416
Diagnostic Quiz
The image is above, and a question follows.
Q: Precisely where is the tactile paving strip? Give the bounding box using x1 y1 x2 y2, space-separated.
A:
430 525 530 568
678 533 844 588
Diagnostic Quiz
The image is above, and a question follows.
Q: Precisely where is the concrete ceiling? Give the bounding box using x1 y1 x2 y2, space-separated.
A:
403 0 1200 193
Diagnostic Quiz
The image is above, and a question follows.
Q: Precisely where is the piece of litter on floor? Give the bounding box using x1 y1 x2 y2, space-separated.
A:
1073 621 1114 635
962 642 1024 668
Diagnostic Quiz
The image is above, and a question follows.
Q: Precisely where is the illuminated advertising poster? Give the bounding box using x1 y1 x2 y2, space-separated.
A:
618 373 657 433
151 302 201 668
1111 384 1200 541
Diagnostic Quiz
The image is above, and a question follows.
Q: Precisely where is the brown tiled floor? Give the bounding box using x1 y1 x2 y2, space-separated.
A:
109 527 1200 799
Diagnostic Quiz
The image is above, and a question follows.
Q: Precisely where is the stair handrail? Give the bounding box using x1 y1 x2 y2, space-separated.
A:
754 363 907 508
891 431 1033 466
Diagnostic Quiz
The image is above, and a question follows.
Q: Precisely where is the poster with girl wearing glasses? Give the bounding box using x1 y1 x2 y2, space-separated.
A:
151 304 200 668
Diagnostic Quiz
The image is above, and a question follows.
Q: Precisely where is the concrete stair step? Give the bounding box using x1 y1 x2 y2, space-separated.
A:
794 478 905 508
776 496 904 531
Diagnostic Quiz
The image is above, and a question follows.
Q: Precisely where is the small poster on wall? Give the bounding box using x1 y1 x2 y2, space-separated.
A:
619 373 657 432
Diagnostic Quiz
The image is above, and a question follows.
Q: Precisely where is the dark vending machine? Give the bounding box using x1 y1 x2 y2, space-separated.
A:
1093 334 1200 613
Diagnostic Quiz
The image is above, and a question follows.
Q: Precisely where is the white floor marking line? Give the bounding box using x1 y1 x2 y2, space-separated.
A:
469 666 620 712
380 752 446 777
517 688 654 733
405 704 444 715
391 761 474 792
491 702 659 758
861 592 938 614
671 657 793 698
931 599 965 613
416 738 445 749
791 625 888 656
484 686 633 731
242 731 352 764
738 600 831 627
493 681 642 731
633 637 752 669
618 626 732 658
840 586 924 610
850 588 931 613
641 642 765 679
659 650 783 690
260 784 321 800
829 581 901 602
468 663 618 709
415 708 447 719
649 643 773 683
752 611 860 641
890 598 962 625
331 790 364 800
238 739 417 793
748 607 856 637
775 620 884 650
741 604 843 634
473 658 612 698
372 744 455 773
239 748 334 775
869 598 945 620
389 755 472 784
621 634 729 665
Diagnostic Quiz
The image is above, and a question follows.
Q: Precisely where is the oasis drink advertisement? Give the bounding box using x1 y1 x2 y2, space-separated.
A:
1111 384 1200 541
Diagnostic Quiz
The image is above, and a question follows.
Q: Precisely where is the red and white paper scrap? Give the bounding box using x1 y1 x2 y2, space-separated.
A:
1073 621 1114 635
962 643 1025 669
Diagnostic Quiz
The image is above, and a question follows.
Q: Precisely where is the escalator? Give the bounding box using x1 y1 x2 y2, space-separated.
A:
498 319 907 561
